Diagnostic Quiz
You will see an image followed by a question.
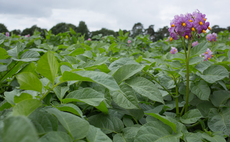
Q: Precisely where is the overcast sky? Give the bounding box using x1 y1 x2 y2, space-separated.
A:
0 0 229 32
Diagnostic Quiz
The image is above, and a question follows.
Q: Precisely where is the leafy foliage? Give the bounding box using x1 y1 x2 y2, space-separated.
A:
0 29 230 142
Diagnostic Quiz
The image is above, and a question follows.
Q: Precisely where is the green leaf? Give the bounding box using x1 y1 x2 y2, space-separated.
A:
39 131 73 142
0 61 25 82
202 133 226 142
94 57 109 65
61 71 120 91
210 90 230 107
108 58 139 71
113 133 126 142
63 88 105 107
95 101 109 114
0 64 7 72
190 41 208 57
145 113 177 133
195 60 213 73
86 125 112 142
0 47 9 59
0 100 12 111
69 48 85 56
197 101 215 117
55 104 83 117
1 116 38 142
18 62 37 76
29 109 58 135
88 113 124 134
183 133 203 142
191 80 211 100
16 72 43 93
14 93 33 103
13 50 40 62
53 86 69 101
110 84 139 109
112 64 144 84
189 57 203 65
123 115 134 127
13 99 42 116
196 65 229 83
126 77 164 103
180 109 202 124
122 126 140 142
4 89 21 105
46 108 90 140
208 108 230 136
134 121 180 142
36 51 59 83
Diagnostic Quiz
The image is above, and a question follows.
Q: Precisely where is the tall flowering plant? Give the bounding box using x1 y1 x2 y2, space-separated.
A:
168 10 211 114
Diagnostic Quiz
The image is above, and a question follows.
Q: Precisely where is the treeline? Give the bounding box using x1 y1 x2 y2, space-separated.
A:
0 21 229 41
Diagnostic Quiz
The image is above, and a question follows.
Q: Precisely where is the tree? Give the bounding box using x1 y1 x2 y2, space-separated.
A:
77 21 89 39
131 22 144 37
144 25 155 41
154 26 169 41
21 25 47 37
211 25 226 34
0 23 9 33
50 23 77 35
91 28 117 37
10 29 21 35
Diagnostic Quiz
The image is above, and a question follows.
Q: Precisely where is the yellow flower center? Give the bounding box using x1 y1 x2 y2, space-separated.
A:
203 18 206 21
185 35 189 39
171 24 175 27
208 57 210 60
189 20 193 22
191 27 195 31
182 22 186 27
205 52 208 54
170 37 173 41
171 51 173 53
199 21 203 25
202 30 206 33
211 55 213 57
208 27 211 30
174 49 176 52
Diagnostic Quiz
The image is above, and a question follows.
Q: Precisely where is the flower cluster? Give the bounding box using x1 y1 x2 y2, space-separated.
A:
87 38 91 41
169 10 210 41
128 40 131 44
206 33 217 42
192 41 199 47
25 34 30 37
5 32 9 37
170 47 178 54
200 48 213 61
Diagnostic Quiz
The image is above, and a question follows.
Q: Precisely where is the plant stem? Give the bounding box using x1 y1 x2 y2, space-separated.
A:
184 41 192 113
39 82 62 101
144 71 175 98
175 83 179 116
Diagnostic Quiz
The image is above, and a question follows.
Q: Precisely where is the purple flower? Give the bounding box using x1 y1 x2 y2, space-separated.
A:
5 32 9 37
168 10 211 40
201 48 213 61
206 33 217 42
87 38 91 41
192 41 199 47
165 37 171 41
128 40 131 44
170 47 178 54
